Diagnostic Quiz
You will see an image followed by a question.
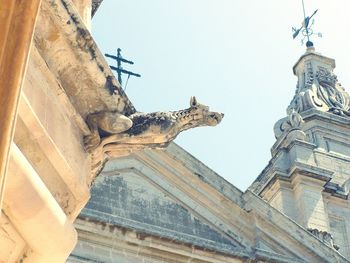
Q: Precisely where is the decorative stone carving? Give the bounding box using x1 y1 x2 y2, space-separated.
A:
85 97 224 180
84 112 133 150
273 109 305 139
316 67 350 116
277 50 350 139
307 228 339 251
288 65 350 116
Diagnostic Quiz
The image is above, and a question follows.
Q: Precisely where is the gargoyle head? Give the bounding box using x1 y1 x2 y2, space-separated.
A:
189 96 224 126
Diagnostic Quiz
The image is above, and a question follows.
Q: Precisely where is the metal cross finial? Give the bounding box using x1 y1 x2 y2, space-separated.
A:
292 0 322 47
105 49 141 90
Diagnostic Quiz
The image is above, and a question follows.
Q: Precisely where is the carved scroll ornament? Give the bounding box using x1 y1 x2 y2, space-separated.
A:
274 109 305 139
288 65 350 116
84 97 224 181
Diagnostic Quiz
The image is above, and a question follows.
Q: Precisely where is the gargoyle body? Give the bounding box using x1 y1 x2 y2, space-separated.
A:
84 112 133 149
84 97 223 154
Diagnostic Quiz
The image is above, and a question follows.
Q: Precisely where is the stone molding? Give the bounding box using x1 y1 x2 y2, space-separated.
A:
0 0 42 213
34 0 135 120
4 143 77 262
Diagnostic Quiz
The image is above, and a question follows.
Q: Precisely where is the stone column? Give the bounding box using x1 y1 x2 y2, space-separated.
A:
0 0 42 211
5 143 77 262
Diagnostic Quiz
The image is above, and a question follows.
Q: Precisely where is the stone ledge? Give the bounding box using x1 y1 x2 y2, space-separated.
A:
34 0 135 119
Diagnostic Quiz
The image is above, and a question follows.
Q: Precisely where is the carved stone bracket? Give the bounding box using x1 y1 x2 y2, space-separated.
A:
85 97 224 182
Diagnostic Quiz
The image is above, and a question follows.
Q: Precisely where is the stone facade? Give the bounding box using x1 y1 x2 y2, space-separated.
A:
1 0 349 262
0 0 224 262
68 49 350 262
0 0 113 261
250 47 350 259
69 145 348 262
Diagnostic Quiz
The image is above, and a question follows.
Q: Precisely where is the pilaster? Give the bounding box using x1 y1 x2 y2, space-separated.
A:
292 175 330 231
0 0 42 213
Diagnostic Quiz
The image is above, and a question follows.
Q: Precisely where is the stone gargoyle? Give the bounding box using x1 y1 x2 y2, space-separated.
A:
84 97 224 177
85 96 223 151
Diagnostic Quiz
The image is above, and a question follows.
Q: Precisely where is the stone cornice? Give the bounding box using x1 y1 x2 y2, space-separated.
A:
324 181 349 200
34 0 136 120
302 108 350 126
258 107 350 197
292 49 335 75
271 135 316 157
164 143 244 204
250 159 334 195
79 209 247 258
74 218 252 262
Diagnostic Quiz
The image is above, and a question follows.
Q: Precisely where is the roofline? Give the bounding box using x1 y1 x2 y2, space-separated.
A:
92 0 104 17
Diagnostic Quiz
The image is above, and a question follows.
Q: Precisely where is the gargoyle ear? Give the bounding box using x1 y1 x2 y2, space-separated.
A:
190 96 197 107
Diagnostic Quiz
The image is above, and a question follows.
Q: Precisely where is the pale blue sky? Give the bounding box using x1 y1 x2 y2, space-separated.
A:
92 1 350 191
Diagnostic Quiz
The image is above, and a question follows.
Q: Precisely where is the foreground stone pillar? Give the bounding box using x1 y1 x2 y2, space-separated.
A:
0 0 42 211
5 143 77 262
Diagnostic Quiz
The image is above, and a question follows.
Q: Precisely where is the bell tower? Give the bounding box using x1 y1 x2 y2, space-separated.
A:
250 46 350 257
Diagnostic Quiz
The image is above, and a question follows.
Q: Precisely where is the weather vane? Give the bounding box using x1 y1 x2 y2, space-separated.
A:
292 0 322 47
105 48 141 90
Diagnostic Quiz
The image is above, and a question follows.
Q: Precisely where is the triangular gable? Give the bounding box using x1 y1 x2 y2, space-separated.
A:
83 170 243 256
76 143 348 263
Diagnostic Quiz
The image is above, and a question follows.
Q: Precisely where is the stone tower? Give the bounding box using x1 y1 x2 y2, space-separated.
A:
250 46 350 258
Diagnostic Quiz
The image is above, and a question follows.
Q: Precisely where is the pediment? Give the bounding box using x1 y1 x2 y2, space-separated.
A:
83 169 246 256
77 143 348 262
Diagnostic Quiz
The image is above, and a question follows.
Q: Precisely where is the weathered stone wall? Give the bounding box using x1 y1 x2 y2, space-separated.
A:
70 169 240 262
15 45 91 217
70 144 349 263
326 196 350 258
0 42 91 262
0 0 132 261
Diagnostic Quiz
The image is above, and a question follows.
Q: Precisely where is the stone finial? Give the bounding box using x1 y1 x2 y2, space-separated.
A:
274 49 350 140
287 49 350 116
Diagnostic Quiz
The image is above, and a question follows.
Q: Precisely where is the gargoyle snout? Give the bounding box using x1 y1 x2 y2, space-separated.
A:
207 112 224 126
215 112 224 124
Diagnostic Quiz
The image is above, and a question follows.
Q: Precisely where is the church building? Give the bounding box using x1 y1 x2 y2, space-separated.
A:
69 46 350 262
0 0 349 262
